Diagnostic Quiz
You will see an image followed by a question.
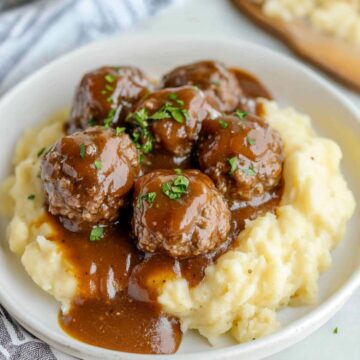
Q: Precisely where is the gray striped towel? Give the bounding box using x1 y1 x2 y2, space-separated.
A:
0 0 182 359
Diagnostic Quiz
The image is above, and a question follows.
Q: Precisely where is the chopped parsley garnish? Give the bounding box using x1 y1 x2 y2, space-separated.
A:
218 119 228 129
235 110 248 120
79 143 86 159
115 127 126 136
101 90 107 95
88 117 97 126
168 93 178 100
37 147 46 158
89 226 104 241
174 168 182 175
212 80 221 86
139 153 145 163
137 192 157 208
132 108 149 128
149 102 190 124
246 136 256 146
105 84 114 91
242 164 256 176
162 175 189 200
104 108 116 128
94 160 102 170
176 99 185 106
228 157 238 175
105 74 116 83
333 327 338 334
27 194 35 200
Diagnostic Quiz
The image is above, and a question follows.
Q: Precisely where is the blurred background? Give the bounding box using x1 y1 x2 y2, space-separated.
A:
0 0 359 359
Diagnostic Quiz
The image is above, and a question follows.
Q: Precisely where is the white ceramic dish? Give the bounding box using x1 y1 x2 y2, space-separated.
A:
0 36 359 360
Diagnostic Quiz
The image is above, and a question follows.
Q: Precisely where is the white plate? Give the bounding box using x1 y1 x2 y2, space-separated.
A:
0 36 359 360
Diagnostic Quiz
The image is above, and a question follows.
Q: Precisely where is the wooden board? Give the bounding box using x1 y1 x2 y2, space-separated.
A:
231 0 360 92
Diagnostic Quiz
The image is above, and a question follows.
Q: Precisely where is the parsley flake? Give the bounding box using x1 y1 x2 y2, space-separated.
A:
242 164 256 176
105 84 114 91
115 127 126 136
333 327 338 334
79 143 86 159
168 93 178 100
104 109 116 128
105 74 116 83
89 226 104 241
37 147 46 158
94 160 102 170
137 192 157 208
88 117 97 126
218 119 228 129
174 168 182 175
162 175 189 200
235 110 248 120
27 194 35 200
246 136 256 146
228 157 238 175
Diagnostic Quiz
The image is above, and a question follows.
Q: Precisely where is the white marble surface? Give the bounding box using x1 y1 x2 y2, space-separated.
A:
131 0 360 359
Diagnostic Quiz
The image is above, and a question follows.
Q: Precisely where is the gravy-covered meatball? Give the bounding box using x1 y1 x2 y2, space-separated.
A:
162 60 243 113
128 86 219 156
68 66 151 133
41 126 140 231
132 170 230 258
198 114 283 200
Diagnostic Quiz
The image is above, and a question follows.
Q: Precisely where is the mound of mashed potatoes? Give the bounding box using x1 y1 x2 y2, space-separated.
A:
0 101 355 343
252 0 360 46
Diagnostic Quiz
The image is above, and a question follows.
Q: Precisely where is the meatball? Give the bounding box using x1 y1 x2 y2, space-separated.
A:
68 66 151 133
128 86 219 156
41 126 140 231
132 169 231 258
162 60 243 113
198 114 283 201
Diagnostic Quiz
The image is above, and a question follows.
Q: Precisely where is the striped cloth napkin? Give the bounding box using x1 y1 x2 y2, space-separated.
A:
0 0 181 359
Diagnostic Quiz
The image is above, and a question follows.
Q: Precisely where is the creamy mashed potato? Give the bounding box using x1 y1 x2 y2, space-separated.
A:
0 102 355 343
252 0 360 45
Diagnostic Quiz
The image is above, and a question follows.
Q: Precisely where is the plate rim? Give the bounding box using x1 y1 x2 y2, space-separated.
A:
0 34 359 360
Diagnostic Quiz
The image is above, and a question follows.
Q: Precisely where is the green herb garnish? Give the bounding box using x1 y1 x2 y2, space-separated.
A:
115 127 126 136
168 93 178 100
162 175 189 200
242 164 256 176
212 80 221 86
105 84 114 91
89 226 104 241
27 194 35 200
104 109 116 128
88 117 97 126
79 143 86 159
94 160 102 170
174 168 182 175
333 327 338 334
218 119 228 129
105 74 116 83
235 110 248 120
37 147 46 158
228 157 238 175
246 136 256 146
137 192 157 208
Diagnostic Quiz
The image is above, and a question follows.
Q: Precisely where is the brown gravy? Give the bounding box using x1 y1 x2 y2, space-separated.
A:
50 68 280 354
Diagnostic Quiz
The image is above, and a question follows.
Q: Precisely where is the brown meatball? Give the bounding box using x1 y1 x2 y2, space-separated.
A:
128 86 219 156
41 126 140 231
68 66 152 133
132 170 230 258
162 60 243 113
198 114 283 201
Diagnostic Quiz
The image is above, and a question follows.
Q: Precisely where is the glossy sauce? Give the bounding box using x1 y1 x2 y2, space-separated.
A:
54 67 281 354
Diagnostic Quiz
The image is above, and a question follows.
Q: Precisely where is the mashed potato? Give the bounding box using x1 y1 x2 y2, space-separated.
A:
252 0 360 46
0 102 355 343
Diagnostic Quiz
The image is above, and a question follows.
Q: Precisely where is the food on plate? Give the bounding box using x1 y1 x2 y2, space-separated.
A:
133 169 231 258
198 114 283 200
162 60 243 112
68 66 152 134
252 0 360 46
0 60 355 354
41 126 140 231
128 85 219 156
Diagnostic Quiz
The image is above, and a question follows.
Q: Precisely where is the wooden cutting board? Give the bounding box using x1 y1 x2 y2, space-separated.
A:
231 0 360 92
